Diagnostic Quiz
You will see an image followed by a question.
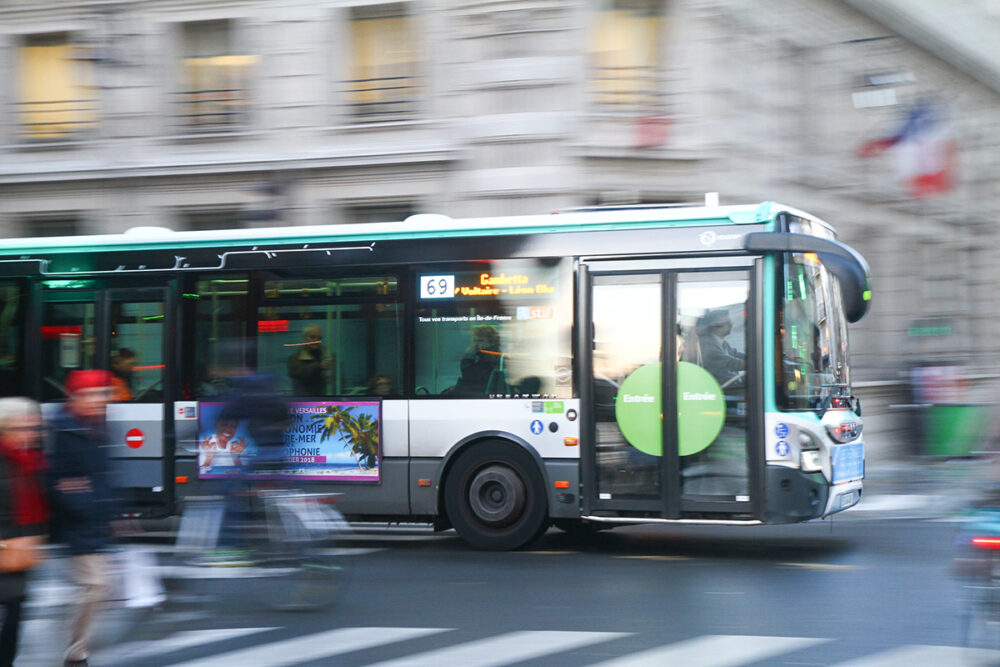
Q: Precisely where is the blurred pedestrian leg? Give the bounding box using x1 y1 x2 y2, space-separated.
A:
0 598 23 666
66 553 111 664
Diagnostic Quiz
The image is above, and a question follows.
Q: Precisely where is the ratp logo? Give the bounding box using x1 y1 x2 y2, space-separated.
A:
699 230 744 247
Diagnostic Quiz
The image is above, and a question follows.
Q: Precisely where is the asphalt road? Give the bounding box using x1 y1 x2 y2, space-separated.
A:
19 517 1000 666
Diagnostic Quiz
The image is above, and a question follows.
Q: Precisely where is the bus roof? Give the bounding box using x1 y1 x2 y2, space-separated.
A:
1 201 807 255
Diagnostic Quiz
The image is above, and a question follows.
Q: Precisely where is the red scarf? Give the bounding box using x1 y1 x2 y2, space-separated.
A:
0 443 49 526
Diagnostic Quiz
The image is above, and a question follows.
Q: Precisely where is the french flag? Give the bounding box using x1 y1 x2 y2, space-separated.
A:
857 103 956 198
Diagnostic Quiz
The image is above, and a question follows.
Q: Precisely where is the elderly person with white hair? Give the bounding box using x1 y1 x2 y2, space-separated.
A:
0 397 48 667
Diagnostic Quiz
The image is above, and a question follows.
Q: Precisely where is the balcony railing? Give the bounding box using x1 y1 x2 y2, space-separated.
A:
17 98 99 140
342 74 421 120
590 65 668 112
173 88 251 132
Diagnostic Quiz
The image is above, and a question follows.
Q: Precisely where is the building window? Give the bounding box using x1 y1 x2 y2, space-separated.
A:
343 202 416 224
345 4 421 119
17 33 98 140
589 0 665 111
21 214 81 238
180 209 242 231
176 20 256 131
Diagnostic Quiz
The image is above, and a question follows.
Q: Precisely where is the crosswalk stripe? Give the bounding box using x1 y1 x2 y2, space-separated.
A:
101 627 277 662
166 627 447 667
368 630 630 667
592 634 829 667
831 644 1000 666
158 564 300 579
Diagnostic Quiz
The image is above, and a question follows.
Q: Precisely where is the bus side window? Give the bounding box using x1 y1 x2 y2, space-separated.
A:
191 275 251 398
41 301 98 401
109 301 165 403
413 260 572 399
0 283 24 397
255 302 403 398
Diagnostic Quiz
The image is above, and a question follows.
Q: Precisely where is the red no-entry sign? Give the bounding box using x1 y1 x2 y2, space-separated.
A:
125 428 144 449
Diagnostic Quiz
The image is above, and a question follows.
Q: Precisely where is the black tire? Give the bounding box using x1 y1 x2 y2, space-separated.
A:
444 441 549 550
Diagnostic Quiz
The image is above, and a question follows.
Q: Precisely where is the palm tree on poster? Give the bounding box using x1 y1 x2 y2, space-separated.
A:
346 413 378 470
312 406 358 466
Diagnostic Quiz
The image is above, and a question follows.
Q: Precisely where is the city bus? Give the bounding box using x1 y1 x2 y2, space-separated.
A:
0 200 870 550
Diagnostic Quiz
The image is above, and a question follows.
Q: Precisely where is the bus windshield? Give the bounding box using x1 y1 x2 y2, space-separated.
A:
777 232 852 412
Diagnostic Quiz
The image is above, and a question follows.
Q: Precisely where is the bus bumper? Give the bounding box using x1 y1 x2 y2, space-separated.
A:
823 479 863 516
763 466 829 523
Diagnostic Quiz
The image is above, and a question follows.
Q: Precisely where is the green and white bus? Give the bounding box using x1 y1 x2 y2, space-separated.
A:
0 200 870 550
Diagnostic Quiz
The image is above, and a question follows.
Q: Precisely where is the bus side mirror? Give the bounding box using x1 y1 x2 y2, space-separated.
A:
744 232 871 323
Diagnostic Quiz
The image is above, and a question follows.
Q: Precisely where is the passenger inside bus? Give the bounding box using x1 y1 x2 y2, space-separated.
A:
515 375 541 396
692 310 745 388
367 373 393 396
451 325 503 395
110 347 137 401
287 325 333 397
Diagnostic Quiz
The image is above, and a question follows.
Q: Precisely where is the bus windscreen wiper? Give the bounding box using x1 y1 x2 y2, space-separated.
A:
815 383 851 418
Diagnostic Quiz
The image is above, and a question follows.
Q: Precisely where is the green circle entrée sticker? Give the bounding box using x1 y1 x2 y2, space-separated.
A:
614 362 662 456
614 361 726 457
676 361 725 456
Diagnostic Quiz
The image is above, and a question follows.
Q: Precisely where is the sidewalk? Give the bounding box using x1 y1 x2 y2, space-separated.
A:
847 456 991 519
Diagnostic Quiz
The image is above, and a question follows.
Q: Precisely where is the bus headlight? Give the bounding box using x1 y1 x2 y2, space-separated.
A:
800 450 823 472
799 430 823 472
826 420 863 443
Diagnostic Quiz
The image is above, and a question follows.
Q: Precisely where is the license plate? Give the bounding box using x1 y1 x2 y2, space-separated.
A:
832 442 864 483
833 442 865 484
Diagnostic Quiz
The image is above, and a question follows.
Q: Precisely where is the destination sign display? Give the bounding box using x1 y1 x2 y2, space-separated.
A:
419 270 558 300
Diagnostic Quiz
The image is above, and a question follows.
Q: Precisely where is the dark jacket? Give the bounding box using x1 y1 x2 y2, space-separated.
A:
0 458 33 602
287 347 330 397
48 406 114 555
453 346 501 395
699 332 746 387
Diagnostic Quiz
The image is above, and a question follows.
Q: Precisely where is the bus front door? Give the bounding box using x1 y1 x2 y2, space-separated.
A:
40 285 174 517
585 264 759 521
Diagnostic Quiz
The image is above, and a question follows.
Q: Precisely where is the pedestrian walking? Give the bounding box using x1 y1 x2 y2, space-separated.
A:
196 341 289 565
0 398 48 667
49 370 116 667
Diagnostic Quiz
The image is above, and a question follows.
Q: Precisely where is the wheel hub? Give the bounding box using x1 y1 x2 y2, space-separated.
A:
468 465 525 527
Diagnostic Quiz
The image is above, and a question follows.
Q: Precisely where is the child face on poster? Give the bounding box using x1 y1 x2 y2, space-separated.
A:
216 418 239 445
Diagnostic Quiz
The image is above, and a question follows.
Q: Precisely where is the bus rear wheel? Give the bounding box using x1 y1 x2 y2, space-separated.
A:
444 442 548 551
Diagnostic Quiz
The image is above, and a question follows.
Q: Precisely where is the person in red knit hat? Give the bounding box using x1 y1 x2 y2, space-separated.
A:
49 370 114 667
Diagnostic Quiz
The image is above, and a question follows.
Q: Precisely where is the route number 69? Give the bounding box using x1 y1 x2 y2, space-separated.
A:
420 275 455 299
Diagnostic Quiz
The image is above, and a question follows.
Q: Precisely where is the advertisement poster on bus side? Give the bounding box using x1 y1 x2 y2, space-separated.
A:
197 400 380 482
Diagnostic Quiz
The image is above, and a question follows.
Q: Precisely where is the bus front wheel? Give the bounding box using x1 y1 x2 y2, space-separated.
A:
444 442 548 551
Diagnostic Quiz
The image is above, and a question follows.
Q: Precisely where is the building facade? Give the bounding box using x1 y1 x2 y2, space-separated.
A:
2 0 1000 430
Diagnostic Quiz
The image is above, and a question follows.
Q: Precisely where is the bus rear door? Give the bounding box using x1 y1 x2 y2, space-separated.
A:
40 283 175 517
